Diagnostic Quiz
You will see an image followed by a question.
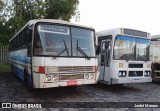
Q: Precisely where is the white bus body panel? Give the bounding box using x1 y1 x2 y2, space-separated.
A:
98 60 152 84
32 57 99 88
97 28 152 84
109 61 152 84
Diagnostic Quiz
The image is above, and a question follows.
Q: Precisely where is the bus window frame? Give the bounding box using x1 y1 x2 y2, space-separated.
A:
33 22 97 58
113 34 150 61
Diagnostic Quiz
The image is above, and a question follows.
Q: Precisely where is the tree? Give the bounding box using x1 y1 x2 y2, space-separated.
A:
0 19 14 45
0 0 79 45
0 0 4 20
45 0 79 21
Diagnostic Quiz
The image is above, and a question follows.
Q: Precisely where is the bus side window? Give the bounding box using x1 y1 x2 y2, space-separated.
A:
100 41 106 66
100 40 111 66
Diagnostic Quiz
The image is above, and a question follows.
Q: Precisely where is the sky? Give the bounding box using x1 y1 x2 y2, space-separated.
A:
71 0 160 35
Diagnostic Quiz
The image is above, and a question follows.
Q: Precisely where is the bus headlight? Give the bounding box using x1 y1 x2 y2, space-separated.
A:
118 72 122 76
46 76 51 81
123 72 126 76
53 75 58 81
144 71 151 77
89 74 94 79
84 74 89 79
144 72 147 76
118 71 126 77
147 72 150 76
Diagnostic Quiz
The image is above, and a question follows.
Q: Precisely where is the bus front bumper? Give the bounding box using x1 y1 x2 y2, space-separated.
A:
39 79 97 88
111 77 152 84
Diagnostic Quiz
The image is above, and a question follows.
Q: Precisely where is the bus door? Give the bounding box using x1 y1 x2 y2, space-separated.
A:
99 39 111 83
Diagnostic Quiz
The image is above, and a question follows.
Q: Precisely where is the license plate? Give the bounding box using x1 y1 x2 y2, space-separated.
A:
67 80 78 86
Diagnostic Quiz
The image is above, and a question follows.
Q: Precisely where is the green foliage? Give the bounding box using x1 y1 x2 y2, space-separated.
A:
0 0 3 10
0 19 15 45
45 0 79 21
0 0 79 45
0 64 11 72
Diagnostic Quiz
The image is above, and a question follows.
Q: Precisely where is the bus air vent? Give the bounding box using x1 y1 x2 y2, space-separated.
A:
129 64 143 68
129 71 143 77
59 74 84 80
59 66 94 73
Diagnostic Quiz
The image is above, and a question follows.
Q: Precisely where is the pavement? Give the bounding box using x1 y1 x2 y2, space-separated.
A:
0 72 160 111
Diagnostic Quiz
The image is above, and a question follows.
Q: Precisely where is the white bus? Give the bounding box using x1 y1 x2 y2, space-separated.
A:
8 19 99 88
150 35 160 81
96 28 152 84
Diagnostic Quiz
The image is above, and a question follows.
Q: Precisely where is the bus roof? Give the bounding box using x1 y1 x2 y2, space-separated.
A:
96 28 151 39
9 19 94 41
28 19 94 29
151 35 160 41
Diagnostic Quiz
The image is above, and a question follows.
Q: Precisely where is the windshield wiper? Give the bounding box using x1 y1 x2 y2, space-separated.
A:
63 39 69 56
53 39 69 59
76 40 90 59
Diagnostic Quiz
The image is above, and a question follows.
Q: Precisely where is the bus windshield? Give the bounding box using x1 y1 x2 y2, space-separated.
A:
113 35 150 61
33 24 95 57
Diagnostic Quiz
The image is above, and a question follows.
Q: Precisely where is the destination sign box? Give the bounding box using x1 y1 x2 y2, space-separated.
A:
39 25 70 35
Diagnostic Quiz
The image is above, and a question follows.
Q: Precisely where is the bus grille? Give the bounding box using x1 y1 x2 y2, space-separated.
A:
59 74 84 80
47 66 95 75
129 64 143 68
59 66 94 73
128 71 143 77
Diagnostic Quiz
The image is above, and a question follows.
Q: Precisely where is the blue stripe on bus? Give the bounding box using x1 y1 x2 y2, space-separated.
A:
10 57 30 64
136 38 150 44
116 35 150 44
13 66 25 81
13 66 32 86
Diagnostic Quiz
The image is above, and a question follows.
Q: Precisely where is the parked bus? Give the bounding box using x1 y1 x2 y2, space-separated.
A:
8 19 99 88
96 28 152 84
150 35 160 81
